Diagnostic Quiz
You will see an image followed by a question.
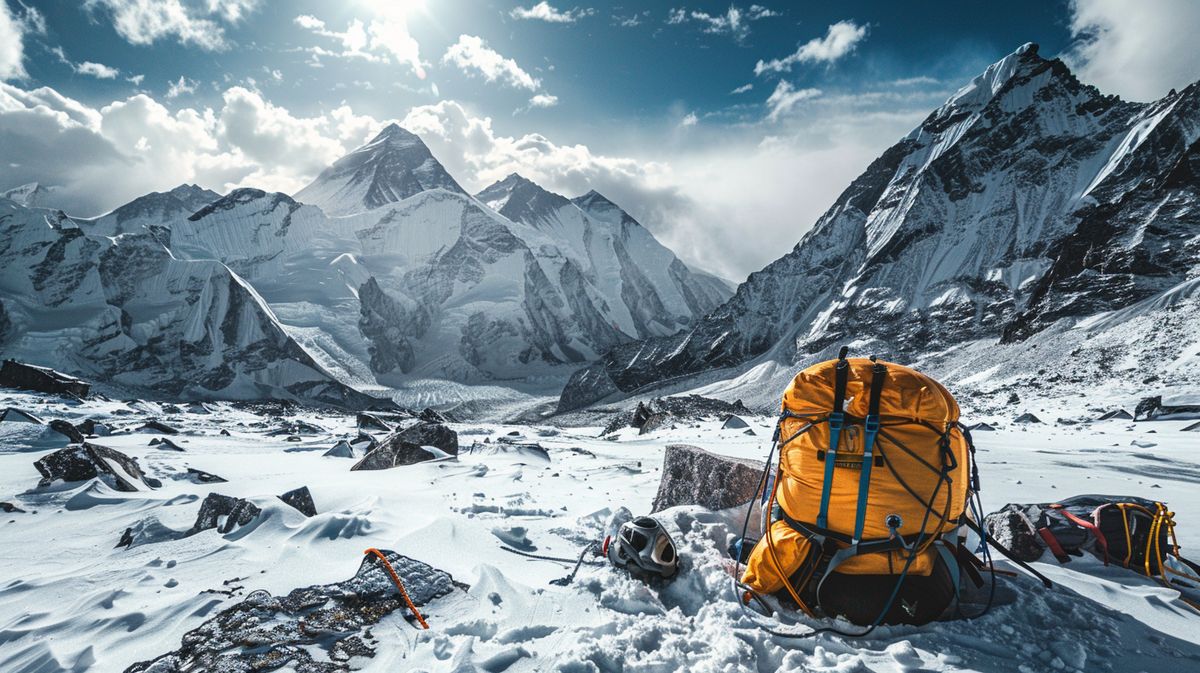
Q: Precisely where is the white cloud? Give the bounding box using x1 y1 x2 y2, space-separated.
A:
1063 0 1200 101
731 82 753 94
51 46 121 79
528 93 559 107
0 0 45 80
293 13 425 78
166 75 198 98
680 112 699 127
510 2 595 23
667 4 778 41
127 74 145 85
765 81 820 120
443 35 540 91
615 10 649 27
76 61 121 79
755 20 867 75
83 0 260 51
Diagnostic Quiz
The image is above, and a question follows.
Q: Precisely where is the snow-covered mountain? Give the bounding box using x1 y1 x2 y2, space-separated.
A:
1 182 50 207
0 124 730 403
559 43 1200 411
0 198 379 408
294 123 466 216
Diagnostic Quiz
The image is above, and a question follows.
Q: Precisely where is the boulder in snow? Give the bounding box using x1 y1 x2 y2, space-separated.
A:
34 442 161 491
1013 413 1042 424
183 468 227 484
419 407 450 423
185 493 262 536
722 414 751 429
968 422 996 432
278 486 317 517
138 420 179 435
351 436 442 471
1 501 25 513
651 444 765 513
1096 409 1133 421
395 421 458 455
1183 421 1200 432
48 419 84 443
1134 396 1200 421
0 359 90 398
356 412 390 432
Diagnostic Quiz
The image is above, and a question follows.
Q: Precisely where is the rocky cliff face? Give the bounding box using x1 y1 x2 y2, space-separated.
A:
0 198 382 408
559 43 1200 411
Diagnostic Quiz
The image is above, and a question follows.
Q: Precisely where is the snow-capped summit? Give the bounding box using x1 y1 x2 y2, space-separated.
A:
1 182 49 207
559 43 1200 412
476 173 571 224
78 183 221 236
294 123 466 216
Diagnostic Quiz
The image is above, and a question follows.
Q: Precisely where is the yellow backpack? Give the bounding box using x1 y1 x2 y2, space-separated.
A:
740 348 976 626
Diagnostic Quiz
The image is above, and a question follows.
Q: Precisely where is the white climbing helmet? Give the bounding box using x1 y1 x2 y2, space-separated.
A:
606 516 679 580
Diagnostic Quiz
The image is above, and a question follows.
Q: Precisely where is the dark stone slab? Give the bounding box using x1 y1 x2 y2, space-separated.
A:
394 421 458 455
279 486 317 517
123 549 459 673
651 443 765 513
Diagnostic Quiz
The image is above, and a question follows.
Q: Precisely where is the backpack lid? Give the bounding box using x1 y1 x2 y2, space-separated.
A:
781 357 959 425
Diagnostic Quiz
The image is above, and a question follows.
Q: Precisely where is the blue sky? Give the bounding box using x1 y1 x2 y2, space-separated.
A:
2 1 1198 278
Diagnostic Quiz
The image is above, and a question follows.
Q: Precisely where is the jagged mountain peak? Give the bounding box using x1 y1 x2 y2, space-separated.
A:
294 124 465 216
1 182 48 207
476 173 570 222
188 188 300 222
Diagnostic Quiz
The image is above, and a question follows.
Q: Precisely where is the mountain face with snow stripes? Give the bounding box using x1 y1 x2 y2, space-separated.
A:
0 124 730 404
293 124 467 216
559 43 1200 411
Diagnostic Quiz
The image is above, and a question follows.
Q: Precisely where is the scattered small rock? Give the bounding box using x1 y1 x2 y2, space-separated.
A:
968 422 996 432
1013 413 1042 424
156 437 186 451
1 501 26 513
1096 409 1133 421
721 414 750 429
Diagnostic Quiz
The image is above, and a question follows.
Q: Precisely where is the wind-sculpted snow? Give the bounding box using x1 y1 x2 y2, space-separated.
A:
0 199 382 407
560 43 1200 411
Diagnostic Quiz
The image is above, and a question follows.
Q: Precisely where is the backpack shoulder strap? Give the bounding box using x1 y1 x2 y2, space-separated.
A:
816 347 850 529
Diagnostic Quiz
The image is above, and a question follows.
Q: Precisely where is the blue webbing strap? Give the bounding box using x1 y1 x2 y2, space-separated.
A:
852 360 888 542
815 348 850 529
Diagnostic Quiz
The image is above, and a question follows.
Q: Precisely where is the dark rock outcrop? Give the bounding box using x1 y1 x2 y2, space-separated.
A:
356 412 390 431
124 549 458 673
394 421 458 455
184 468 227 484
1096 409 1133 421
138 420 179 435
350 438 439 471
1 501 25 513
279 486 317 517
651 444 765 513
1134 395 1200 421
1014 413 1043 424
185 493 262 536
34 443 160 491
419 407 449 423
48 419 84 443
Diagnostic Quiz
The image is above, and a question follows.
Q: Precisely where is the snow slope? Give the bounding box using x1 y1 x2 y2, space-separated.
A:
559 43 1200 413
0 388 1198 671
